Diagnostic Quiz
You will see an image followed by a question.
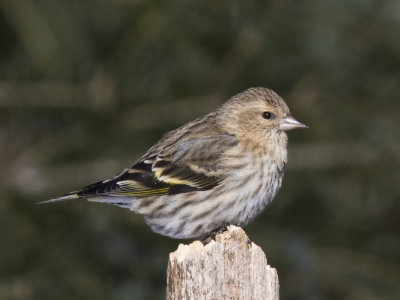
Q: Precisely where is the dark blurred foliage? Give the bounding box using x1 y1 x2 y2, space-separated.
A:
0 0 399 299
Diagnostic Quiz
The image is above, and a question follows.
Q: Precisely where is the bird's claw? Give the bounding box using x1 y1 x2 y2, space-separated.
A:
200 223 230 245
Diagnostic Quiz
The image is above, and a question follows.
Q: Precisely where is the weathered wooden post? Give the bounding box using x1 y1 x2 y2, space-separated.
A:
167 225 279 299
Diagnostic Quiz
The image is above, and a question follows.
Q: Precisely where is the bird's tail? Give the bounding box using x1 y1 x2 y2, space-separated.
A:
39 192 134 209
38 192 80 204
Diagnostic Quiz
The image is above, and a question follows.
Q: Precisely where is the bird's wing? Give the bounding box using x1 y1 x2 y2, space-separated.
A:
69 134 238 198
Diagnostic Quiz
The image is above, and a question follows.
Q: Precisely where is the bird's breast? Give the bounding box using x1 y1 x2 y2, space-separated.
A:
220 151 285 226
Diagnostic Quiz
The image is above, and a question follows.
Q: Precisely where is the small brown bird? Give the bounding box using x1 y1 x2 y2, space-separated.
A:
43 87 307 239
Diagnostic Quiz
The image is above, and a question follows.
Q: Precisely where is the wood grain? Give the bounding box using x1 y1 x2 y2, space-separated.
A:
167 225 279 300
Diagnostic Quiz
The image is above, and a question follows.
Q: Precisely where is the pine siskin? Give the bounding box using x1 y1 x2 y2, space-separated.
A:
43 87 307 239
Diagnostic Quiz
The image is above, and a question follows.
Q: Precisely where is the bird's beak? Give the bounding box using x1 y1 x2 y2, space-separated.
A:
279 115 308 131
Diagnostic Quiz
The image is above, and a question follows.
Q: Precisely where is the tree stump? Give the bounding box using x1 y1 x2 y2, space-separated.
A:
167 225 279 300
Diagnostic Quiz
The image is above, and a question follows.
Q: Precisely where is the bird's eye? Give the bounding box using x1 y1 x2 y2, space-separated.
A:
262 111 273 120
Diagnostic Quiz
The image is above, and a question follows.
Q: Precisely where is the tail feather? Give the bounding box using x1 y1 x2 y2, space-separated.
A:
40 192 134 209
38 193 80 204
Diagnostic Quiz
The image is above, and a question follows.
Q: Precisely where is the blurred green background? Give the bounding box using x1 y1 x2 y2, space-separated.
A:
1 0 399 299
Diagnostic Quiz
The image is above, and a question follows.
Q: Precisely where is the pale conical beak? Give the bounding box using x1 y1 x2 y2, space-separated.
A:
279 115 308 131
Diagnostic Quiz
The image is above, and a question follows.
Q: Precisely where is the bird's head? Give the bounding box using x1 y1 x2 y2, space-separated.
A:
219 87 307 146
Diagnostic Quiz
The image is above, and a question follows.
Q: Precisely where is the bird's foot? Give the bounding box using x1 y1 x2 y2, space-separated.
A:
247 236 252 247
201 223 230 245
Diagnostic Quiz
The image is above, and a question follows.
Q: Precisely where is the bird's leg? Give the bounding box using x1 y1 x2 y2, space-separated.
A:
200 222 230 245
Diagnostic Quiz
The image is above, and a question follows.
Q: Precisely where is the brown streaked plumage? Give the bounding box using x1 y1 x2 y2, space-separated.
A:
43 87 307 239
